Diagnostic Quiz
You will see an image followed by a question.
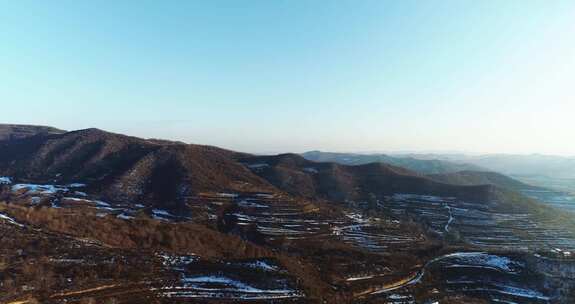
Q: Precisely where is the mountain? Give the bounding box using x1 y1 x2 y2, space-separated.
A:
2 126 575 303
240 153 492 202
0 128 497 210
0 123 65 141
0 127 563 217
399 153 575 178
302 151 484 174
1 127 562 212
399 153 575 192
0 128 274 211
427 170 543 192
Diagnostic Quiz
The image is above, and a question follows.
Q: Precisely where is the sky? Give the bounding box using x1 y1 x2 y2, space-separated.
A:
1 0 574 155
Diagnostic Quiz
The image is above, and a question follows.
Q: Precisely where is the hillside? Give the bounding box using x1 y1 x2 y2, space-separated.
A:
0 129 499 210
240 153 492 202
0 123 65 141
302 151 484 174
0 128 274 211
1 128 560 212
427 170 543 192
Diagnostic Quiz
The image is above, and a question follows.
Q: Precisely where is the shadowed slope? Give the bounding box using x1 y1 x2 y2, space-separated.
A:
428 170 544 192
0 128 274 209
302 151 484 174
240 153 492 202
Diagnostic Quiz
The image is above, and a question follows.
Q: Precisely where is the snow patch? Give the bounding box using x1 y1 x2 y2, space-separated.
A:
152 209 174 221
117 213 134 220
95 200 111 207
153 209 172 216
303 167 318 174
12 183 68 194
436 252 523 273
346 275 375 281
0 177 13 184
181 275 296 294
63 197 93 203
67 183 86 188
158 253 199 270
243 260 279 272
238 200 268 208
0 213 24 227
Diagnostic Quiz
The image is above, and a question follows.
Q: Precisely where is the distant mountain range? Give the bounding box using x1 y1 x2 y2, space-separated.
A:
302 151 575 193
427 170 543 192
0 125 514 212
240 153 491 202
401 153 575 179
302 151 485 175
397 153 575 193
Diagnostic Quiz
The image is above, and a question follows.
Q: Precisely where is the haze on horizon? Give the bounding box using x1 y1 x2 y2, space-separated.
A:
1 1 574 156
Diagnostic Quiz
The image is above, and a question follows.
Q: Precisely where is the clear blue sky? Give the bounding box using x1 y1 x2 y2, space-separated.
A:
1 1 574 155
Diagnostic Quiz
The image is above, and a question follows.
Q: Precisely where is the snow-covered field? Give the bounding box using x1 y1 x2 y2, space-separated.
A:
154 253 303 300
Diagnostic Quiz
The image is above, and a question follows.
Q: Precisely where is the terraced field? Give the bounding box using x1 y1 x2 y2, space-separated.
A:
154 254 304 301
522 189 575 213
1 181 307 303
422 252 551 303
383 194 575 252
201 192 429 256
2 176 575 303
0 220 305 304
207 192 574 303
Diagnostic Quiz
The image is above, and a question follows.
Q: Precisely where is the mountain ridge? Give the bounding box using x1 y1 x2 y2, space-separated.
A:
241 153 493 203
302 150 485 175
0 123 65 141
0 125 560 216
0 127 275 212
427 170 544 192
0 127 497 211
